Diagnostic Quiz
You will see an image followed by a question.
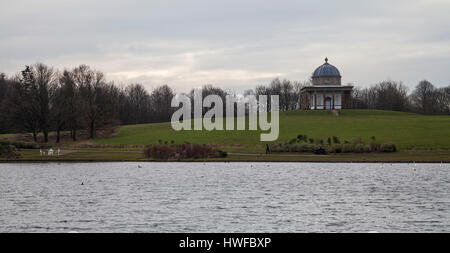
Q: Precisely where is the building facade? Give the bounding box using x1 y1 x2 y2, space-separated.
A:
301 58 353 110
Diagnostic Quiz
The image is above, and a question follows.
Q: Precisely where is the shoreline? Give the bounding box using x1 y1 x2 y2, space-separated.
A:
1 159 449 163
1 148 448 164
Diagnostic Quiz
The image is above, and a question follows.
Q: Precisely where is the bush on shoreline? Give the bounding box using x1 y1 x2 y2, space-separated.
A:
269 134 397 154
0 141 51 150
143 144 227 160
0 144 22 159
381 143 397 152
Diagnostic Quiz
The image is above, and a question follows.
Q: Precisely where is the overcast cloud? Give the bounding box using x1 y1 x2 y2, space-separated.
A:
1 0 450 92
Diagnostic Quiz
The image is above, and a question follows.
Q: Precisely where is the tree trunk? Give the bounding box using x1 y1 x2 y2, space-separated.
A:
72 129 77 141
56 129 60 143
90 121 95 139
32 131 37 142
43 129 48 143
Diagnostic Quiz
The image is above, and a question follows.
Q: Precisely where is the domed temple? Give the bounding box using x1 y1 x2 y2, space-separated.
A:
300 58 353 110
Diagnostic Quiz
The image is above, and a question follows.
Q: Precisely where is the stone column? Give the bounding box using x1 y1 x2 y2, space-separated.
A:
332 91 335 109
314 92 317 110
322 93 324 109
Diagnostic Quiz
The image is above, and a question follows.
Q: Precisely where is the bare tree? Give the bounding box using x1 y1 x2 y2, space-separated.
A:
73 65 111 139
434 85 450 114
150 84 175 122
293 81 306 110
125 84 151 124
0 74 16 133
58 70 82 140
411 80 436 114
253 78 302 111
34 63 57 142
7 66 40 141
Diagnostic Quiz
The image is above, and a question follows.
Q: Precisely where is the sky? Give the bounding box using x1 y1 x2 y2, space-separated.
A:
1 0 450 93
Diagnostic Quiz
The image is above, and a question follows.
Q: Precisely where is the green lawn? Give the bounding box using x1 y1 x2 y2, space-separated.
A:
0 133 20 139
94 110 450 150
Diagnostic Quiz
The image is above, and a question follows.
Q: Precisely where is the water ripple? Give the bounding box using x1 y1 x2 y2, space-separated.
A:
0 162 449 232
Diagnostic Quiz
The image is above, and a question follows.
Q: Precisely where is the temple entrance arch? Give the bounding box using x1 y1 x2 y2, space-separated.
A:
325 97 332 110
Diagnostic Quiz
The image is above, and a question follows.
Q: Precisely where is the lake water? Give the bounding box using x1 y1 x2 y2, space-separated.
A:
0 162 449 232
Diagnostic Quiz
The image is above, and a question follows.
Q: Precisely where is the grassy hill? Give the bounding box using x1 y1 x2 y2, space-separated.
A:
94 110 450 150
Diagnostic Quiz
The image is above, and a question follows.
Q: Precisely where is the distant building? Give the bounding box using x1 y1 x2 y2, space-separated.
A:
301 58 353 110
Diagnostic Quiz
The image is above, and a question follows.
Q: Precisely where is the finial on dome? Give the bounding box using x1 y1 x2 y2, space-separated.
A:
325 57 328 63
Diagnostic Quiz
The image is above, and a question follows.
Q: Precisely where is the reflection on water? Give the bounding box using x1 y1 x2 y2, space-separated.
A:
0 162 449 232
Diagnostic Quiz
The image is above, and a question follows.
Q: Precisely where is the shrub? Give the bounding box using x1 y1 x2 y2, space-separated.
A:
380 143 397 152
269 143 317 153
314 146 327 155
275 144 284 152
297 143 311 152
332 144 342 153
217 150 228 158
370 142 380 152
354 144 371 153
143 145 173 159
0 144 22 159
282 143 291 152
270 142 285 152
273 143 286 152
143 144 226 159
325 145 334 153
0 141 39 149
308 144 318 152
268 134 393 154
269 143 278 152
288 143 298 152
342 143 354 153
354 144 366 153
302 135 308 142
332 136 340 144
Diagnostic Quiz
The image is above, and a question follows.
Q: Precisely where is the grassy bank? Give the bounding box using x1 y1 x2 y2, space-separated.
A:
92 110 450 150
1 109 449 162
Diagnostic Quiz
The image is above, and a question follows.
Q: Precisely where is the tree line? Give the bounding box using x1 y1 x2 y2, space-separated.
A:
351 80 450 114
0 63 175 141
0 63 449 142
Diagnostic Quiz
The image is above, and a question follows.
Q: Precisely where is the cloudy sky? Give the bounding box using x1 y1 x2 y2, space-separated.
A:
1 0 450 92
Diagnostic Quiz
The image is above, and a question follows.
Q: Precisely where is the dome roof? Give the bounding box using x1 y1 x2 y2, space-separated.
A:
312 58 341 78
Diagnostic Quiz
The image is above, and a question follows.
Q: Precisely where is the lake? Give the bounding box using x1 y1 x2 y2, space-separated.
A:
0 162 449 232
